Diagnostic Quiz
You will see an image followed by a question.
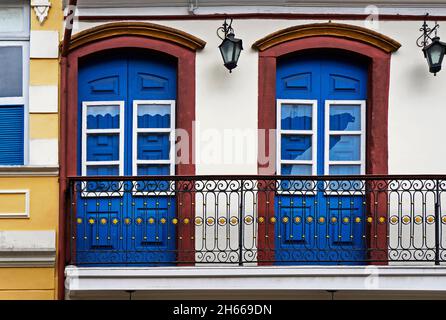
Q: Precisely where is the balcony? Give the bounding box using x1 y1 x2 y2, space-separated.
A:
66 175 446 266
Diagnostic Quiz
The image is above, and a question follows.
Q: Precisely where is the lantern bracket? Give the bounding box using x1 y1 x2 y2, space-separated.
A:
217 18 235 40
416 13 440 48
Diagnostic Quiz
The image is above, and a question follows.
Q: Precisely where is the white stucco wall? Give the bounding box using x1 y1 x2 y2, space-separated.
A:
76 18 446 175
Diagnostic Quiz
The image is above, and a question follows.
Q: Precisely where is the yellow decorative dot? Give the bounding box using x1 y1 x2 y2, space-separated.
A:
172 218 179 225
390 216 398 224
415 216 423 224
100 218 107 225
135 217 142 225
195 217 203 226
77 218 83 224
343 217 350 223
219 217 227 225
319 217 325 224
379 217 386 224
367 217 373 223
207 217 215 225
306 216 313 223
258 217 265 223
124 218 131 225
112 218 119 225
88 218 95 225
245 216 253 224
442 216 446 224
294 216 301 224
230 217 238 225
427 216 435 224
184 218 190 225
402 216 410 224
331 217 337 223
282 216 289 224
270 217 277 224
160 218 166 224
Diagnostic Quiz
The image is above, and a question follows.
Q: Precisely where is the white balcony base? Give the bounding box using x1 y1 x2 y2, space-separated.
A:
65 265 446 300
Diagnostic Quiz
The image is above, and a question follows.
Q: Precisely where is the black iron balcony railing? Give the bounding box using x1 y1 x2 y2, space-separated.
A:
67 175 446 266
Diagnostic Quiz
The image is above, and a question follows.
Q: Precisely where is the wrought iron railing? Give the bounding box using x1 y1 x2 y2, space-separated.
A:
67 175 446 266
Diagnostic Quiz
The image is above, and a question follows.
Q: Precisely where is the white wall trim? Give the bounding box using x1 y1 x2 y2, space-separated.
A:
0 189 29 218
29 85 58 113
65 265 446 299
30 30 59 59
0 230 56 267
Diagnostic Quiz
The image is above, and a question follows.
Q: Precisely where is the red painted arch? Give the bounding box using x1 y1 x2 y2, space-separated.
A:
59 35 197 299
257 36 392 265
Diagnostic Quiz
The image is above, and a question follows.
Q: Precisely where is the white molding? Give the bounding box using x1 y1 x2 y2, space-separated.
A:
29 85 58 113
0 230 56 267
65 265 446 299
31 0 52 25
29 139 58 166
30 30 59 59
0 190 29 218
0 166 59 176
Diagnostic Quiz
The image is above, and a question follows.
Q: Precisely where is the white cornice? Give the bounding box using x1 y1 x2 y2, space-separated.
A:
0 231 56 267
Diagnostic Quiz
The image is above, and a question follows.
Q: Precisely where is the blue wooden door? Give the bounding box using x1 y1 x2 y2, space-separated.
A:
275 51 368 264
76 49 177 265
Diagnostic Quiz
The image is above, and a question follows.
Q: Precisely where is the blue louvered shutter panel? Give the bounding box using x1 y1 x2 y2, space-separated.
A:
0 106 24 165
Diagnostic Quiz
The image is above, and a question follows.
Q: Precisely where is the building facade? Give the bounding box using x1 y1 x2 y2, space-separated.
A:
3 0 446 300
0 0 61 299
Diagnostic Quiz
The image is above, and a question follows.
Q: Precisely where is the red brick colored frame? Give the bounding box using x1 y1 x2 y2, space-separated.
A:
257 36 394 264
58 35 199 299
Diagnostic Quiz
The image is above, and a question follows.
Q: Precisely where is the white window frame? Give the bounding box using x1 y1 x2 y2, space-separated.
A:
0 1 30 41
324 100 366 195
276 99 318 195
81 101 125 197
0 39 30 166
132 100 176 196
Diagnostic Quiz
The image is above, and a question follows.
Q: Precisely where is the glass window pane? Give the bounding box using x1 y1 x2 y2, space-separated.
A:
87 133 120 161
281 135 312 160
137 133 170 160
0 8 24 34
87 105 120 129
329 165 361 175
0 46 22 97
86 165 119 176
137 104 171 128
281 104 312 130
329 104 361 131
329 135 361 161
281 164 312 175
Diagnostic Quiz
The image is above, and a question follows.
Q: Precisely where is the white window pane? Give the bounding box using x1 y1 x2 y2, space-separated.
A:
0 46 22 97
0 7 24 34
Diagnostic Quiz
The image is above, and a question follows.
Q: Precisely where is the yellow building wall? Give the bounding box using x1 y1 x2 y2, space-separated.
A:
0 1 63 300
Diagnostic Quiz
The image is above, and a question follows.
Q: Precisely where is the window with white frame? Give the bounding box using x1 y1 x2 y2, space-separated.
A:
324 100 366 176
132 100 175 194
0 1 29 165
82 101 125 177
276 99 317 191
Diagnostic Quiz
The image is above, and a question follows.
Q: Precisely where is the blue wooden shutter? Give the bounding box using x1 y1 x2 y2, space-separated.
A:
0 106 24 165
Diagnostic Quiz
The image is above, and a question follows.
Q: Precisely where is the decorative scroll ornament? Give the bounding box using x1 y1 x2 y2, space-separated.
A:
31 0 52 25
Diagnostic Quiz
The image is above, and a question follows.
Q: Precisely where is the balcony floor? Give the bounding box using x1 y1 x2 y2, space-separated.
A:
65 265 446 300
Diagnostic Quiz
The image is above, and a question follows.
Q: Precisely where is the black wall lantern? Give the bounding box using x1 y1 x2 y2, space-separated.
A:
417 14 446 76
217 18 243 73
